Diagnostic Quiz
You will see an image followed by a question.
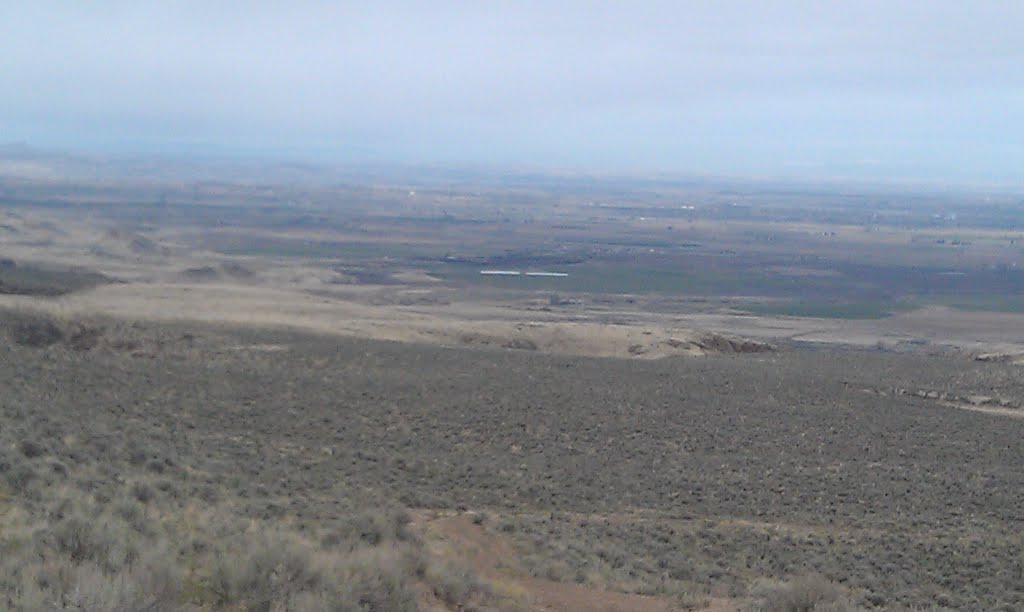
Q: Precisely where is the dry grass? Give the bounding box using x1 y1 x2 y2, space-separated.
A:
2 308 1024 608
0 484 408 609
747 575 855 611
0 478 513 611
0 311 525 611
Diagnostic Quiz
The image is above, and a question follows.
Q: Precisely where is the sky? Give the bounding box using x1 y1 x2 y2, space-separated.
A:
1 1 1022 184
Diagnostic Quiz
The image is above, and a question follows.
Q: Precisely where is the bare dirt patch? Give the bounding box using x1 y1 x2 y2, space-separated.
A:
683 306 1024 355
423 513 678 612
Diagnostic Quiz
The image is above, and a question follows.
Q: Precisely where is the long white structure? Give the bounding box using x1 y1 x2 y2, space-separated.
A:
478 270 569 277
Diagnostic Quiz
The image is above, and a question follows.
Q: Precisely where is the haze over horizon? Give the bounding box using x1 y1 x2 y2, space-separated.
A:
2 1 1022 186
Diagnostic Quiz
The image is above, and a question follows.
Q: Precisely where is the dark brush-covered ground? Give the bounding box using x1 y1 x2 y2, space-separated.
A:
0 262 110 296
2 311 1023 609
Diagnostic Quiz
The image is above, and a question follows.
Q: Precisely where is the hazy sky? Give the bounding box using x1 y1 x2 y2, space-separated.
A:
2 1 1022 184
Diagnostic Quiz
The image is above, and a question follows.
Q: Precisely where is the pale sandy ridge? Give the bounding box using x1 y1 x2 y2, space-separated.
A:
0 282 725 360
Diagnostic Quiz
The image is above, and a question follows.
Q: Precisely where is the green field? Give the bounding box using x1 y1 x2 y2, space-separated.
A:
741 300 915 320
742 294 1024 319
924 294 1024 313
203 235 439 260
432 261 775 295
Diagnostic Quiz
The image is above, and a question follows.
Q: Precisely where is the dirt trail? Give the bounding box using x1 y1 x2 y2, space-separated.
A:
858 386 1024 420
939 401 1024 419
420 513 684 612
